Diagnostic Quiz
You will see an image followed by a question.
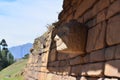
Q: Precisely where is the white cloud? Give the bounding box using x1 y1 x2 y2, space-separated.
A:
0 0 63 47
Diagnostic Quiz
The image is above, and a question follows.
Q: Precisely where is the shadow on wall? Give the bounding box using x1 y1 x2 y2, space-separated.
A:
47 20 88 78
47 20 120 79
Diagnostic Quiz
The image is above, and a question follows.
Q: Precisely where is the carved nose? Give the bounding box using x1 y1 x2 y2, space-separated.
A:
54 20 88 54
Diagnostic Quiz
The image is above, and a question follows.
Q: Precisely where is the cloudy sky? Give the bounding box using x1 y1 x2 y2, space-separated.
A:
0 0 63 47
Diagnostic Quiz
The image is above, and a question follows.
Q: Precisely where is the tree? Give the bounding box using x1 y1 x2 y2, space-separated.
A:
0 39 14 70
23 53 29 59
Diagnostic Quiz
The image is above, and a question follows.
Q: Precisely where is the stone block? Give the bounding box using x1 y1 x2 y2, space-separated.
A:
105 46 115 60
86 22 106 52
83 54 90 64
55 20 87 54
39 66 49 73
106 0 120 19
104 60 120 78
115 45 120 59
97 9 106 23
48 49 57 62
57 53 69 60
106 14 120 46
79 76 87 80
48 61 59 67
70 56 84 65
59 60 69 67
50 73 76 80
81 62 104 77
59 66 71 75
74 0 96 19
104 78 118 80
90 49 105 62
92 0 110 16
86 18 96 28
84 9 93 22
71 65 82 76
87 77 103 80
110 0 117 3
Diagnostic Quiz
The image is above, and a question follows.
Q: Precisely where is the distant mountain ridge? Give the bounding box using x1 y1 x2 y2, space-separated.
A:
9 43 32 59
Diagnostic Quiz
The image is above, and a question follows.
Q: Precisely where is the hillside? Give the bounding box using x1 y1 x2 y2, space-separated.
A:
9 43 32 59
0 59 27 80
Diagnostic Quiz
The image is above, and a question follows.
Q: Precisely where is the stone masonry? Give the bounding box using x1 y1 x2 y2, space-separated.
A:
24 0 120 80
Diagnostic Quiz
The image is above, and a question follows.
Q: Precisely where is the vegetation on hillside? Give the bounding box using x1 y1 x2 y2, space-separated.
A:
0 39 14 71
0 59 27 80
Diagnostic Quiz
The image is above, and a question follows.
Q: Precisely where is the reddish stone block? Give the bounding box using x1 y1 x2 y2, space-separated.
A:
71 65 82 76
84 9 93 22
57 53 69 60
74 0 96 19
70 56 84 65
115 45 120 59
90 49 105 62
83 54 90 64
86 18 96 28
86 22 106 52
97 9 107 23
59 60 69 67
106 14 120 46
48 49 57 62
92 0 110 16
105 46 115 60
106 0 120 19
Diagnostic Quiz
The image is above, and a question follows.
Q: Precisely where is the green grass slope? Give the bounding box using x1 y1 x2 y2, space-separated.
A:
0 59 27 80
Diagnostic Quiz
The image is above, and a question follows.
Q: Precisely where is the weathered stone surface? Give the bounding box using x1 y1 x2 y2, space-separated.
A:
84 9 93 22
39 67 49 73
110 0 117 3
57 53 69 60
86 22 106 52
71 65 81 76
105 46 115 60
48 61 59 67
90 49 105 62
97 9 106 23
55 20 87 54
38 72 47 80
79 76 87 80
70 56 84 65
83 54 90 64
50 73 76 80
49 49 57 62
104 78 118 80
104 60 120 78
92 0 110 16
74 0 96 19
106 14 120 46
59 66 71 75
69 54 80 58
86 18 96 28
81 62 104 77
59 60 69 67
25 0 120 80
106 0 120 19
87 77 103 80
115 45 120 59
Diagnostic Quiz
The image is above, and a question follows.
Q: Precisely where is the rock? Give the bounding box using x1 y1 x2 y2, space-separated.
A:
104 60 120 78
54 20 87 54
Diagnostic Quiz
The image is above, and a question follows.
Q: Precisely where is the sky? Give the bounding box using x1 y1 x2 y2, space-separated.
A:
0 0 63 47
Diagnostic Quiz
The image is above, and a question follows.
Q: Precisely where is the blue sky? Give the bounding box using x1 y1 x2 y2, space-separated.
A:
0 0 63 47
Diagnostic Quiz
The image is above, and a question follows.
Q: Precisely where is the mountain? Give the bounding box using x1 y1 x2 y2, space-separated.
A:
9 43 32 59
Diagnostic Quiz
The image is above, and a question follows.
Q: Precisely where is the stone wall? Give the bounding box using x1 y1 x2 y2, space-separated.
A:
24 0 120 80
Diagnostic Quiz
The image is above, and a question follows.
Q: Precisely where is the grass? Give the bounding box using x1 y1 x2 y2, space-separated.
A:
0 59 28 80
